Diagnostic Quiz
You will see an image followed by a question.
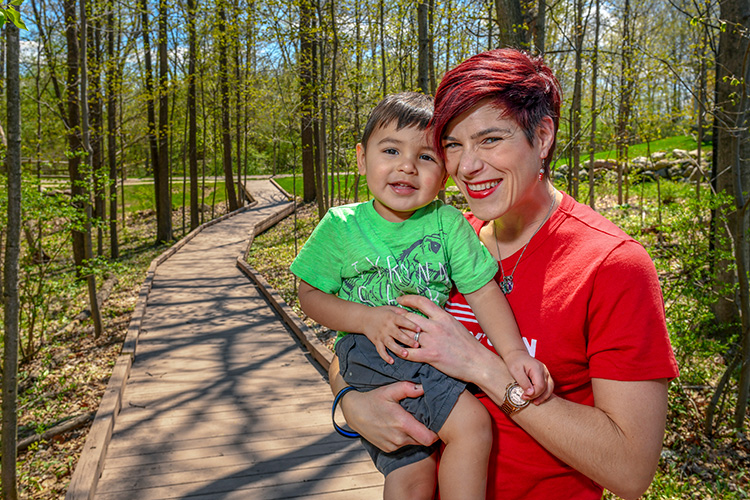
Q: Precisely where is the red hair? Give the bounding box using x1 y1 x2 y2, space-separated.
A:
432 49 562 170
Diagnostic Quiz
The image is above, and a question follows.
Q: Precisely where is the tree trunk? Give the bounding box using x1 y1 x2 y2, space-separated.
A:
588 0 600 210
218 0 239 212
534 0 546 54
315 29 328 217
106 0 119 258
352 0 362 202
379 0 386 95
300 0 317 203
188 0 199 229
329 0 339 205
712 0 749 327
417 1 429 94
79 0 104 338
570 0 584 200
88 7 105 256
157 0 173 241
428 0 436 94
495 0 526 49
616 0 633 206
712 0 750 430
66 0 86 270
138 0 160 232
2 22 21 500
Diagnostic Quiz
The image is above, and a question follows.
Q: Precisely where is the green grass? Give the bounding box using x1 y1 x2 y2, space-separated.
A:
583 136 711 163
273 174 371 202
121 182 228 214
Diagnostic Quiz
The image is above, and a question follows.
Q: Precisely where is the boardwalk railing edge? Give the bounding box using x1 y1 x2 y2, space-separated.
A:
236 185 334 372
65 199 260 500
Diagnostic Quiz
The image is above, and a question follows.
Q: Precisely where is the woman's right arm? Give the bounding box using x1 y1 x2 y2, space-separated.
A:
328 356 439 452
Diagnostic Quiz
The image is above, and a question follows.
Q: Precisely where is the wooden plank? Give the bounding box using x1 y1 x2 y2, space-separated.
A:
104 431 358 463
114 393 332 421
99 442 369 479
95 467 383 500
105 424 338 456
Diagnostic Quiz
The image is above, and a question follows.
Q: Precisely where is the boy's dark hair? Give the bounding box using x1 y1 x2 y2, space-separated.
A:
360 92 434 149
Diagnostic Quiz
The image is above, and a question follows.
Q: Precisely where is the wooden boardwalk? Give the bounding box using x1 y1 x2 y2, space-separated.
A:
67 180 382 500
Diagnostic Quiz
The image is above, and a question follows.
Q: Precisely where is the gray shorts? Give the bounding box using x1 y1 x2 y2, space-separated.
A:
335 333 466 476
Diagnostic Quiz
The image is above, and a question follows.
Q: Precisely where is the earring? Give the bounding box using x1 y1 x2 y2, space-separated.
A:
538 159 546 181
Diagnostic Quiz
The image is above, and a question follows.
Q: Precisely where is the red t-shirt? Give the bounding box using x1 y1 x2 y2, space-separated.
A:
447 193 679 499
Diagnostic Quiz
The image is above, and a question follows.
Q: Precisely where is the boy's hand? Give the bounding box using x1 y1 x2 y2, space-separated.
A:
362 306 420 364
503 349 554 404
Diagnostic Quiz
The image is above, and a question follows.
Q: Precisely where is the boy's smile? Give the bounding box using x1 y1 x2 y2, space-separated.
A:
357 123 447 223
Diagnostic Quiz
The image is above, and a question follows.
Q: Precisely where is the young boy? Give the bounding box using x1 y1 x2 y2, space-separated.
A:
290 92 552 500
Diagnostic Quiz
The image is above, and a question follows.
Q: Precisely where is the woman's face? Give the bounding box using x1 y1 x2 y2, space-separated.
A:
441 100 554 222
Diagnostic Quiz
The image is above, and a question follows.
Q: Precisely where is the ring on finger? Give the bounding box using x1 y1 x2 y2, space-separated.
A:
414 331 421 344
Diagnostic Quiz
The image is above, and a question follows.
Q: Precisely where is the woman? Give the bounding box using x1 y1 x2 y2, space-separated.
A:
329 48 679 500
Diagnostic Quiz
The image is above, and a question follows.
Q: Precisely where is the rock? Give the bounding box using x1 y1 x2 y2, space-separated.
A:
672 149 690 159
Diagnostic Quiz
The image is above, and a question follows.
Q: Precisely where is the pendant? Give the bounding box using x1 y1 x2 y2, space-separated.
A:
500 276 514 295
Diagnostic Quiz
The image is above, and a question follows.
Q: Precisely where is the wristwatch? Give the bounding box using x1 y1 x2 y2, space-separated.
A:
500 381 530 416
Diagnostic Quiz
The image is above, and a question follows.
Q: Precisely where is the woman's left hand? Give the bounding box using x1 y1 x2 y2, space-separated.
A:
397 294 500 382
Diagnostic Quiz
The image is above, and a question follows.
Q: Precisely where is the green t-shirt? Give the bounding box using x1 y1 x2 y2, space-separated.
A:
290 199 498 343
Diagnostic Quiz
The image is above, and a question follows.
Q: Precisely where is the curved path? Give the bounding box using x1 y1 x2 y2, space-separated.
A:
67 180 382 499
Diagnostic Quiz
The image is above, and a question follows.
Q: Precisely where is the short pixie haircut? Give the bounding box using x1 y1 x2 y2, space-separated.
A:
361 92 434 149
432 49 562 171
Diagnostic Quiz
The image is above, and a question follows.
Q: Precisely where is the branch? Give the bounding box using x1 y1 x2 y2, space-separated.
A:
15 411 96 452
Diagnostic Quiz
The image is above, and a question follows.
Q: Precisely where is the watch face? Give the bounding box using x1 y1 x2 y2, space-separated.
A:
508 385 528 406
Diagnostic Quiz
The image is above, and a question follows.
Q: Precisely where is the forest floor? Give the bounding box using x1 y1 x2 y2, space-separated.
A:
7 199 750 499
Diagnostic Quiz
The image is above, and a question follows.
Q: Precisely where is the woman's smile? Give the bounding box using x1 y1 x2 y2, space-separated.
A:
465 179 502 198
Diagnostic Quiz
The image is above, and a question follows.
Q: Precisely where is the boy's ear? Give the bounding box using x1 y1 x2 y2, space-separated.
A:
356 143 367 175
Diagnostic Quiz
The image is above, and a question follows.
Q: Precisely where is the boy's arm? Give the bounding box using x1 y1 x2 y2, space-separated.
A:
298 280 419 363
463 281 554 401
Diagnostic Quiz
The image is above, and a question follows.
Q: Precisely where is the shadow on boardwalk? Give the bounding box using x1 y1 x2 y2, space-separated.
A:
67 180 382 500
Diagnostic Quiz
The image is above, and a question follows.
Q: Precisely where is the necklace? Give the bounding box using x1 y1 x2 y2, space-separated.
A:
494 194 557 295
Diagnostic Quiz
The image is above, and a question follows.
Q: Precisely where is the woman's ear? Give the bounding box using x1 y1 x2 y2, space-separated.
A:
536 116 555 159
356 143 367 175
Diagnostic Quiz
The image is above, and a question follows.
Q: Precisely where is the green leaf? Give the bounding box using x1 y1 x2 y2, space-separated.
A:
12 15 26 30
0 11 6 27
11 0 24 6
5 6 26 30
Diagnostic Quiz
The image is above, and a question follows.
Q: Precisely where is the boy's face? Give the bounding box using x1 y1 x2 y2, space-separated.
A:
356 122 448 223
